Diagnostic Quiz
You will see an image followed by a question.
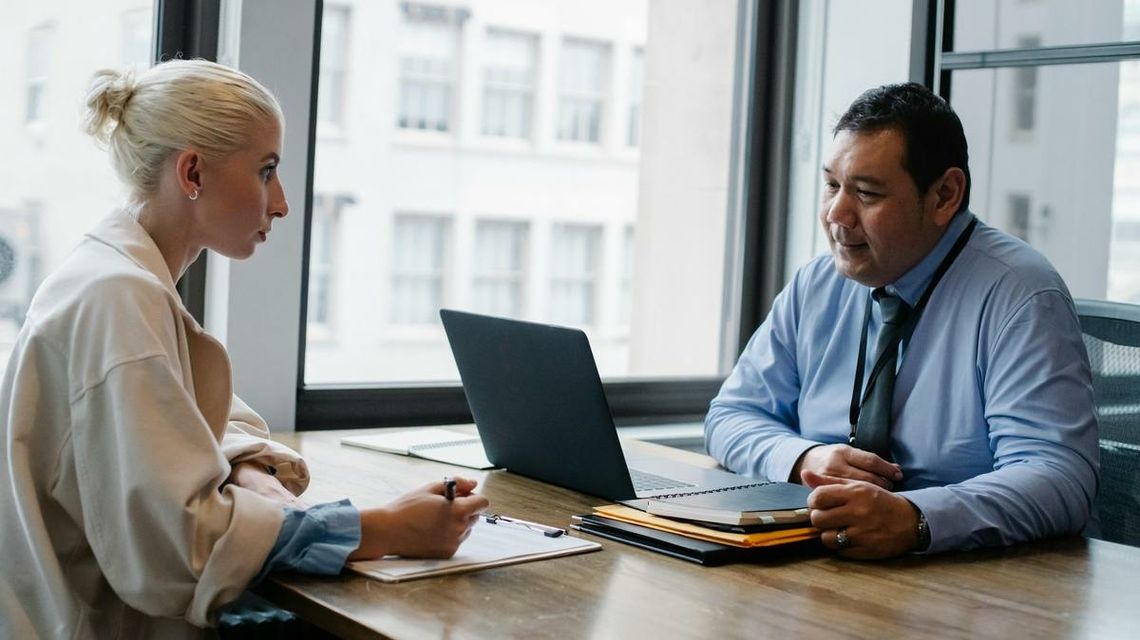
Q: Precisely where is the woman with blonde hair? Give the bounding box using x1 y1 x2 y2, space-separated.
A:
0 59 487 638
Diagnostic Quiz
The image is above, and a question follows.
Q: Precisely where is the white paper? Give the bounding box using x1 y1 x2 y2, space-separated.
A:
349 519 601 582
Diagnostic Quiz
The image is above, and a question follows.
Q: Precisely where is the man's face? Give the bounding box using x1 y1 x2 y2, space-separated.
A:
820 128 949 288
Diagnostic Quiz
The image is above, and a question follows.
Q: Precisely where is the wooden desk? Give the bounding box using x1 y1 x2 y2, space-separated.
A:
262 429 1139 639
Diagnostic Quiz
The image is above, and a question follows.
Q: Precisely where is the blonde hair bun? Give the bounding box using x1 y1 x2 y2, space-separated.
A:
84 68 137 146
80 59 283 197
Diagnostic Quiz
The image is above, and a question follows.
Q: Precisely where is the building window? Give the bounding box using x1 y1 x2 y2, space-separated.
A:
390 214 450 325
550 224 601 326
318 5 351 128
1008 193 1032 241
25 24 54 124
620 226 634 325
472 220 527 317
121 9 153 70
303 1 741 386
1012 35 1041 133
557 38 610 143
397 4 461 132
481 29 537 139
628 47 644 147
308 194 352 331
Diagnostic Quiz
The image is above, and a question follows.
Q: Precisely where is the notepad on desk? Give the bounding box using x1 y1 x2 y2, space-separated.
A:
348 517 601 583
341 427 495 470
644 485 811 526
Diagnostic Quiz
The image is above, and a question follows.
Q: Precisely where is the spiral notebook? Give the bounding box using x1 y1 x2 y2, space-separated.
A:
341 428 495 470
348 517 601 582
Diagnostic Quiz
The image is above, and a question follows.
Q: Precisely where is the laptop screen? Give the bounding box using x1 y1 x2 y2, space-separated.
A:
440 309 639 499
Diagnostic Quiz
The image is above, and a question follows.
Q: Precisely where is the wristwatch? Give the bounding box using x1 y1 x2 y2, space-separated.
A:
915 509 931 552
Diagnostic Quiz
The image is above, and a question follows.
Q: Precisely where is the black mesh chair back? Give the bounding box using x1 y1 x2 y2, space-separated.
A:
1076 299 1140 547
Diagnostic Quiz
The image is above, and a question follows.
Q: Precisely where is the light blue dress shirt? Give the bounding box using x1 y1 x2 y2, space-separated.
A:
253 499 361 583
706 211 1100 553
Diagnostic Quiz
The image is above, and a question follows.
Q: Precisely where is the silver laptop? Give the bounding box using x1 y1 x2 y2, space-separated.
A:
440 309 810 509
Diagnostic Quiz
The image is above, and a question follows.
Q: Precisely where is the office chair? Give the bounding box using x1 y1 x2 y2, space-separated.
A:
1076 298 1140 548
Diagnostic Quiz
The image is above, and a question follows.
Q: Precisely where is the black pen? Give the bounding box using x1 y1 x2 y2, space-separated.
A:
443 476 456 501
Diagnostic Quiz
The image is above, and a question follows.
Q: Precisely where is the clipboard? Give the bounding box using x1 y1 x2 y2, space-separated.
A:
348 517 601 583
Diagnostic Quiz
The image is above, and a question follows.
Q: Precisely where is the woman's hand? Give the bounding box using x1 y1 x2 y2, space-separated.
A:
350 477 490 560
227 461 308 507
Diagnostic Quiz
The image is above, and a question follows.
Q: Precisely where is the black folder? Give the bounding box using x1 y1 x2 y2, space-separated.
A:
572 515 821 566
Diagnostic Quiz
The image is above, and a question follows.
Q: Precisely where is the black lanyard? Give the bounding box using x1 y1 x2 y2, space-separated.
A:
847 217 978 438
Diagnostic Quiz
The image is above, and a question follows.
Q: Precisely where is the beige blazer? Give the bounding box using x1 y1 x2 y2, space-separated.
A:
0 212 310 639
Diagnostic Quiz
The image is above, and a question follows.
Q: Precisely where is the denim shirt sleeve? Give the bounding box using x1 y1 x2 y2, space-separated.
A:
252 498 362 584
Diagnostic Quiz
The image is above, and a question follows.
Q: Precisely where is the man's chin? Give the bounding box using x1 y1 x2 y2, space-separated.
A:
831 257 885 288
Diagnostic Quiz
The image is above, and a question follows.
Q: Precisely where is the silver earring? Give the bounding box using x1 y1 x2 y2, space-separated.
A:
188 189 199 201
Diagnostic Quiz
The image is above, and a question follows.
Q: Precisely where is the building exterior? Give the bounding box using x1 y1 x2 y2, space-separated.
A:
6 0 1140 387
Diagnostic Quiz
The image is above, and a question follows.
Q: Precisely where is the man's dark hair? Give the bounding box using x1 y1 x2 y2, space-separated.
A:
834 82 971 212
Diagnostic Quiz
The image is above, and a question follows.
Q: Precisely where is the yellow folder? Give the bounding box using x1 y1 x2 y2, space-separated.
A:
593 504 818 548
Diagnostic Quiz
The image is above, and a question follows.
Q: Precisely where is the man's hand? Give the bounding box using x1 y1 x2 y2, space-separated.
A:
791 444 903 490
351 477 490 560
228 461 307 507
802 470 920 559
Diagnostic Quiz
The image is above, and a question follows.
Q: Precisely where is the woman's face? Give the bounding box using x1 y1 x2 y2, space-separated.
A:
194 118 288 259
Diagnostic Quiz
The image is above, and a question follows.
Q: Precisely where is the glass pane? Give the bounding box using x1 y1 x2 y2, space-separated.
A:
0 1 154 366
318 5 350 127
785 0 915 271
482 28 536 139
954 0 1140 52
950 60 1140 301
307 0 739 384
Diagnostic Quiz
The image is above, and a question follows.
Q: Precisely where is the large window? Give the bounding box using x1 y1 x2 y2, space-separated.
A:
1 1 154 367
947 0 1140 302
305 0 748 398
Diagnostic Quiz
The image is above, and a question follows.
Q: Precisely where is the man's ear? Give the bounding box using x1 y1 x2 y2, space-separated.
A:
174 149 202 197
925 166 966 226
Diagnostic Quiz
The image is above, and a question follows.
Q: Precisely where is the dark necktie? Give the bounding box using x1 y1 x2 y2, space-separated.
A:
853 290 912 461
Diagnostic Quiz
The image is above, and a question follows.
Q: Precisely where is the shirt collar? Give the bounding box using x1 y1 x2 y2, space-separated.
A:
84 210 180 299
882 210 976 307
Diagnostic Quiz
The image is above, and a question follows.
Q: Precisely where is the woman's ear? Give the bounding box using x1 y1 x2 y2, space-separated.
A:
174 149 202 198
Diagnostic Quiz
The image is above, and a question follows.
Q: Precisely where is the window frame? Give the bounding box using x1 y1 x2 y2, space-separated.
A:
291 0 798 430
161 1 797 431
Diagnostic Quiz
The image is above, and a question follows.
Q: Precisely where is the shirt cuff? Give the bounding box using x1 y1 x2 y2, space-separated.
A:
897 487 949 555
253 498 362 584
765 437 823 483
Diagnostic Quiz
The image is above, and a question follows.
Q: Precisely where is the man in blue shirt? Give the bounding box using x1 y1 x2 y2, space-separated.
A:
705 82 1099 559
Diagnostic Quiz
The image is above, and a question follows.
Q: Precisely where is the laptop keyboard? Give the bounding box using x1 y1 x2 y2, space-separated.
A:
630 468 696 493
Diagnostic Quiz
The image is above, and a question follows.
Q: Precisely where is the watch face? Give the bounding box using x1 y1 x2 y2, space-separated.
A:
917 514 931 550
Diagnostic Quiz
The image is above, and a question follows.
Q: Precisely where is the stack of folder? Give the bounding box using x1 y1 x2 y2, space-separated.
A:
572 504 820 566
